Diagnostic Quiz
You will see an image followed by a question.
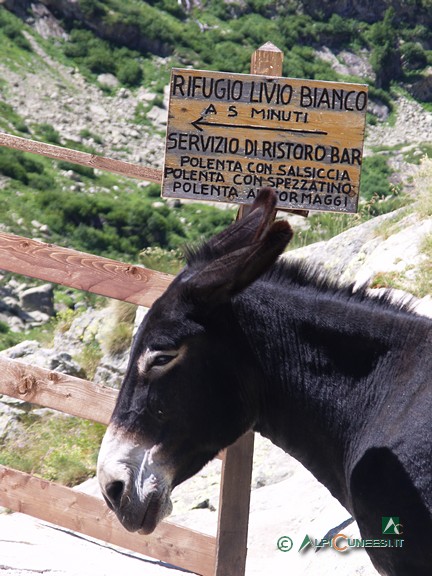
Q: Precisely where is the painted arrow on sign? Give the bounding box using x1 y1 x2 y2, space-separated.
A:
191 115 328 135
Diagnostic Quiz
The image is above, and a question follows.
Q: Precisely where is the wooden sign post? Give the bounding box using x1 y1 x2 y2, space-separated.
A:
213 43 284 576
162 53 368 213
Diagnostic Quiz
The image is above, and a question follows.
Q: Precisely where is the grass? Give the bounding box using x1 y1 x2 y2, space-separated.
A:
140 246 184 274
368 157 432 296
415 158 432 218
370 271 407 291
0 413 106 486
415 233 432 297
103 300 137 356
76 336 103 379
402 144 432 165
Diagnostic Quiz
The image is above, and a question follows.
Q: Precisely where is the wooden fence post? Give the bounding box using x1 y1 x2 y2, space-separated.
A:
214 42 284 576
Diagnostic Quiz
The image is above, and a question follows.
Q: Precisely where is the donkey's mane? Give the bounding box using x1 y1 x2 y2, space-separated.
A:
184 239 420 318
184 243 215 267
265 257 418 317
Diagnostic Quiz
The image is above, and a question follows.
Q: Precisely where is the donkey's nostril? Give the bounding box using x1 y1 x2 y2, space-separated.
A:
105 480 125 509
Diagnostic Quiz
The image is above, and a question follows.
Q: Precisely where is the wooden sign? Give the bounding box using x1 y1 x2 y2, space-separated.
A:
162 68 368 213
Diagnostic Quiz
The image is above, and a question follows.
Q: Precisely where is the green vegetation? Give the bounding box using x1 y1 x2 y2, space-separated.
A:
76 336 103 379
103 301 137 356
140 246 185 274
63 28 144 87
0 320 23 350
288 152 407 249
0 101 29 134
415 233 432 297
413 157 432 218
0 7 32 54
35 1 427 94
0 414 106 486
0 147 234 260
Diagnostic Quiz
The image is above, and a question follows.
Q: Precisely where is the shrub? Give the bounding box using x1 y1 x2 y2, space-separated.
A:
0 149 28 183
58 161 95 179
33 123 61 145
1 22 32 51
79 0 107 19
0 101 29 134
0 148 47 185
401 42 428 71
360 155 392 202
27 172 56 190
368 9 402 90
117 60 143 87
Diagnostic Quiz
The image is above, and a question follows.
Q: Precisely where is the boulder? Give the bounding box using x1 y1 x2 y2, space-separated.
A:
283 209 432 296
410 70 432 102
19 283 55 316
97 73 119 90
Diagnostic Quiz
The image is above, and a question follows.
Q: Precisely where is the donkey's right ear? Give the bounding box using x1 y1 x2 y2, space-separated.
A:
185 187 278 267
184 218 293 309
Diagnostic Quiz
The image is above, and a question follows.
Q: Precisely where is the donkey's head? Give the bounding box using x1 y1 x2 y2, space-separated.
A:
97 188 292 534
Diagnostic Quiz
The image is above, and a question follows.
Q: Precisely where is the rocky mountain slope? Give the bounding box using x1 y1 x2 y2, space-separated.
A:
0 30 167 169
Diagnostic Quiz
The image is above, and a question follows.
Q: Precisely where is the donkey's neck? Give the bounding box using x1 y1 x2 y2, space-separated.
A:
233 278 419 510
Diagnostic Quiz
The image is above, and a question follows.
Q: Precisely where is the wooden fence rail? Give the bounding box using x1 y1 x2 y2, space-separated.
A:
0 231 172 307
0 132 163 184
0 357 115 424
0 466 216 576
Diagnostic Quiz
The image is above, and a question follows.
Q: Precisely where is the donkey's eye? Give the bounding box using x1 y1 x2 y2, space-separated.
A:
140 347 183 375
152 354 175 367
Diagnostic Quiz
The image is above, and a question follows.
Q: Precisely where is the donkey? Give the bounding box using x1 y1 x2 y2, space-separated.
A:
98 188 431 575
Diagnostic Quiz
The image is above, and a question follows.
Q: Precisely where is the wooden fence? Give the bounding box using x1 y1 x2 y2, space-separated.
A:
0 43 283 575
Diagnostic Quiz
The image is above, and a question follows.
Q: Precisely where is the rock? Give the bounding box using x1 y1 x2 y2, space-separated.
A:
284 209 432 294
19 283 55 316
29 1 68 40
410 70 432 102
367 96 432 147
0 340 83 377
0 401 25 440
89 103 109 120
2 339 40 359
368 98 390 121
48 351 83 376
147 105 168 126
93 352 129 388
97 73 119 90
316 47 374 80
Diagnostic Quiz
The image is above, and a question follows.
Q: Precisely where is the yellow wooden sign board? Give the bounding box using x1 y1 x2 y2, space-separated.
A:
162 68 368 213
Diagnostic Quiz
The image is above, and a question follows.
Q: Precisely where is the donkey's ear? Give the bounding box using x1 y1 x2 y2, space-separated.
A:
184 189 293 306
185 187 278 266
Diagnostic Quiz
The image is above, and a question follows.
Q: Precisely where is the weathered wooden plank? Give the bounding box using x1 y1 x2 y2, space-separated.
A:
163 69 367 213
0 132 163 183
0 357 116 424
250 41 284 76
0 466 216 576
215 432 255 576
162 36 367 214
0 232 173 307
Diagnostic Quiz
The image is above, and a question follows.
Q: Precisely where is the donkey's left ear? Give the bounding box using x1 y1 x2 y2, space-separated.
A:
186 218 293 307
